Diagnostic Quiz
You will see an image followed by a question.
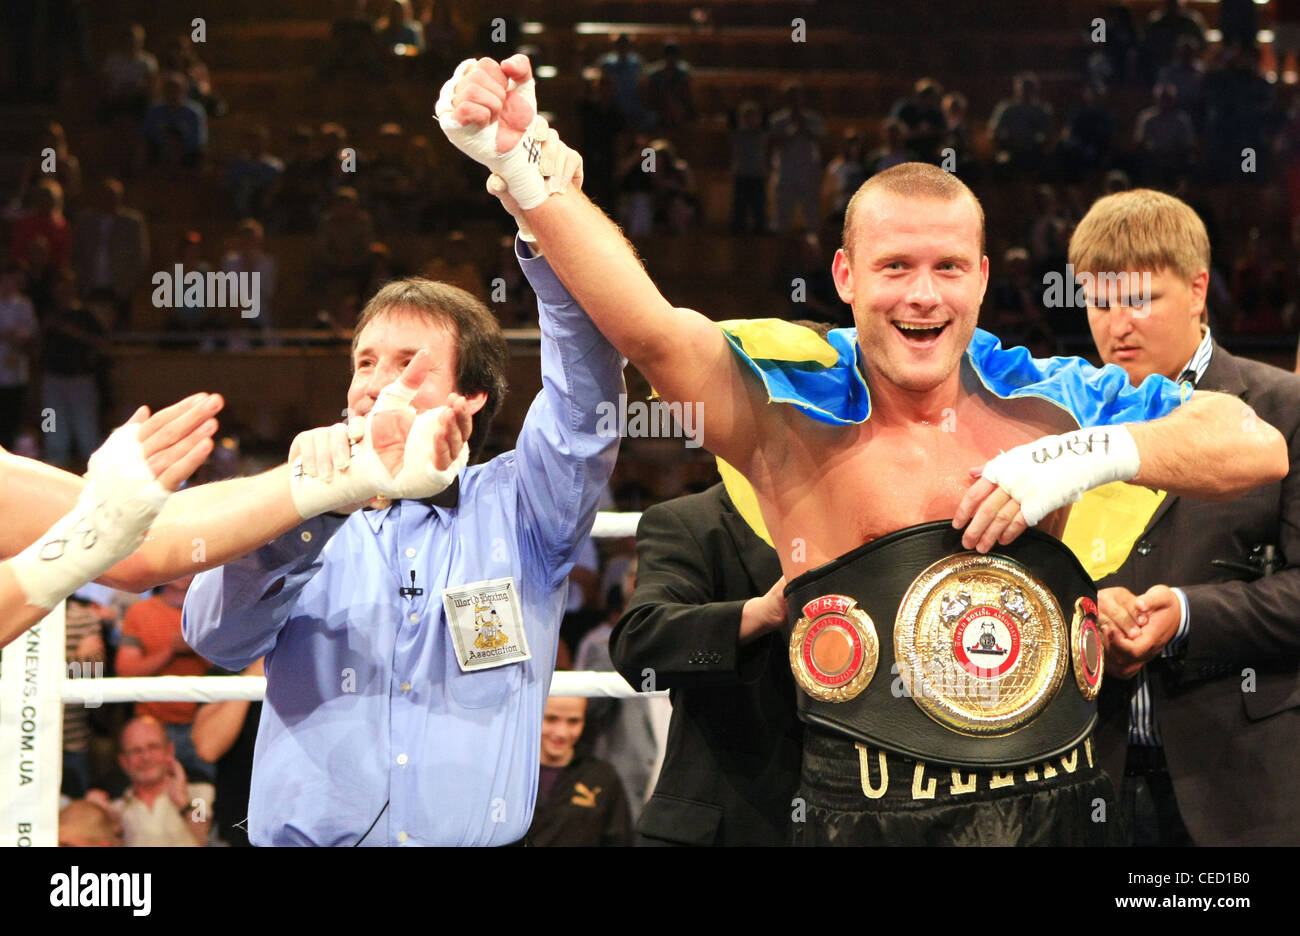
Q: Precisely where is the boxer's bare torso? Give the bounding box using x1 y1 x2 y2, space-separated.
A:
745 362 1077 578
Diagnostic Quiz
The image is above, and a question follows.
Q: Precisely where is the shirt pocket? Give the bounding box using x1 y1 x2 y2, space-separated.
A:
448 658 523 709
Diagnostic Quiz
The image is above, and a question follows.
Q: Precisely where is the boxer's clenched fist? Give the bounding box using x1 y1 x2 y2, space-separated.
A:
486 115 584 241
435 54 550 209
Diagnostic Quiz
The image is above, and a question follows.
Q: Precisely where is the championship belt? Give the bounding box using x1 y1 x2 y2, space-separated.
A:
785 521 1100 767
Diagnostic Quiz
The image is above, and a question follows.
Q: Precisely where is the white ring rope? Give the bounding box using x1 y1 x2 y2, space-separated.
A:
58 671 663 704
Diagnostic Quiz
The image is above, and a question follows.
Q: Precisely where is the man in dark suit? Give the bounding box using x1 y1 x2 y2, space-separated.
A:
609 482 801 845
1069 188 1300 845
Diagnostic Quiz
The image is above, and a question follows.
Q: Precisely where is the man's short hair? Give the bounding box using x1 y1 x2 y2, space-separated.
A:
352 278 509 462
841 162 986 259
1068 188 1210 282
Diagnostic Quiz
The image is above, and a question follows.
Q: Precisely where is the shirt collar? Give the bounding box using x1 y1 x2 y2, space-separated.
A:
361 478 460 534
1176 325 1213 386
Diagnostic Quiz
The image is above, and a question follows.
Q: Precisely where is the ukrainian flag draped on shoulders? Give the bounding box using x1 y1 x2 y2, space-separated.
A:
715 320 1192 574
717 319 1190 428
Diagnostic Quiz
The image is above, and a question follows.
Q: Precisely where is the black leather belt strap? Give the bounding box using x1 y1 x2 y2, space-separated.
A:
785 520 1098 768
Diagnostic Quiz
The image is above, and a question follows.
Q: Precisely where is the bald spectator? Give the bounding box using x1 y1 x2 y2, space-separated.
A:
112 717 213 847
99 23 157 122
115 575 215 783
72 177 149 327
59 799 124 847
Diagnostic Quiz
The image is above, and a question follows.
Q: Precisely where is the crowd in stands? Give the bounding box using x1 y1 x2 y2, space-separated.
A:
6 0 1300 846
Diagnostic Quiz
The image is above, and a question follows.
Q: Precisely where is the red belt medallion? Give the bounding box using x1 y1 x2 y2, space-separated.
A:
790 594 879 702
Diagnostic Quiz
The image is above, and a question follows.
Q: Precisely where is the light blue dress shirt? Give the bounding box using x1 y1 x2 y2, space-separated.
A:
183 245 625 846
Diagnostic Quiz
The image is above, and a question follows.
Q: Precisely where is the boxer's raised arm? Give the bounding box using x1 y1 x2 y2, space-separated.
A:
521 188 764 469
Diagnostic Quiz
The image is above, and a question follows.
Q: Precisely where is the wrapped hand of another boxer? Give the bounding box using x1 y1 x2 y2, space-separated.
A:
435 54 549 210
954 425 1141 552
289 352 471 518
10 393 223 610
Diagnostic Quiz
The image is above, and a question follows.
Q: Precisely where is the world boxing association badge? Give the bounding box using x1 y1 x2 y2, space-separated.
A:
1071 596 1104 700
789 594 879 702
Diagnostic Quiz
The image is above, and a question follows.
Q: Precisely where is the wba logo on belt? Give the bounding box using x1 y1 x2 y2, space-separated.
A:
790 595 879 702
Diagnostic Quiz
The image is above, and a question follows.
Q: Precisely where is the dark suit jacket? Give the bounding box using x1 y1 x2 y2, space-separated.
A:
1095 344 1300 845
609 483 800 846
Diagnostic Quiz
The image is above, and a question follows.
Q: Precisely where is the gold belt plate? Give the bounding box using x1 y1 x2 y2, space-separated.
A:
895 553 1068 736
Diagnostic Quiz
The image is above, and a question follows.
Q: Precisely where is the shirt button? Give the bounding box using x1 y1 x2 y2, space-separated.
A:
400 682 411 693
405 547 416 558
300 531 312 543
397 831 408 843
409 613 418 623
397 753 408 765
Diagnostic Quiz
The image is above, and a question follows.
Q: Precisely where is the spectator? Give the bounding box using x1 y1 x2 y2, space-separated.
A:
648 139 697 235
365 122 416 232
1201 43 1272 180
1276 0 1300 79
616 136 657 237
890 77 947 164
58 799 124 847
71 177 149 327
730 100 768 235
941 91 978 178
171 231 214 332
575 559 672 816
269 125 322 233
986 246 1050 348
115 575 216 784
142 72 207 167
596 34 646 128
1088 5 1142 88
99 23 157 122
1027 184 1072 276
769 82 826 232
321 0 385 80
1218 0 1258 52
418 229 482 298
158 34 226 118
645 41 694 129
192 658 264 847
989 71 1054 174
378 0 426 55
42 272 108 468
577 72 628 213
16 122 82 210
222 219 278 333
224 127 284 221
1060 82 1117 179
12 178 71 269
1143 0 1206 78
1157 36 1206 128
1135 82 1197 186
822 129 868 227
780 231 844 325
63 592 109 798
0 259 37 449
525 697 633 847
111 717 212 846
866 117 916 176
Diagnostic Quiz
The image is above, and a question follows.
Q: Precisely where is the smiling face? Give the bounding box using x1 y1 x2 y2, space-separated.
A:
832 189 989 398
347 308 464 419
540 697 586 767
1086 267 1205 385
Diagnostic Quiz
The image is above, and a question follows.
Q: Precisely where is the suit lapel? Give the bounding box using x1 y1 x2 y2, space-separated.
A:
1137 343 1246 536
719 493 782 592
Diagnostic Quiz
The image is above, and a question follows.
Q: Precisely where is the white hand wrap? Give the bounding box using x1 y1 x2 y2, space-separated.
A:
435 58 549 209
289 383 469 519
979 425 1141 526
10 423 169 610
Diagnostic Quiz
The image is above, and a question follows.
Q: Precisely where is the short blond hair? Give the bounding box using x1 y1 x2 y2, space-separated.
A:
841 162 985 259
1069 189 1210 281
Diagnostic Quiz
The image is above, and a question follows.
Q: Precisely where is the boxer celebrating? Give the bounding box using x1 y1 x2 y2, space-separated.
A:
438 55 1288 844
